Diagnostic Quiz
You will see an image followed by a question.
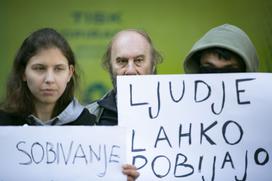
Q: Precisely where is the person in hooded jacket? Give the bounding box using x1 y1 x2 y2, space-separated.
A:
183 24 259 73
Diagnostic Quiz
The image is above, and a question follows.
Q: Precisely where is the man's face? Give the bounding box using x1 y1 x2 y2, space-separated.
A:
199 51 245 73
110 31 154 88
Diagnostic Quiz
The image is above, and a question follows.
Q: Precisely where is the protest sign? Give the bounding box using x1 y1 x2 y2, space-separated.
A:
0 126 126 181
118 73 272 180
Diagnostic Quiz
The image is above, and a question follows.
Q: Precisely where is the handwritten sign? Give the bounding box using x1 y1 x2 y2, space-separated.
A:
0 126 126 181
117 73 272 180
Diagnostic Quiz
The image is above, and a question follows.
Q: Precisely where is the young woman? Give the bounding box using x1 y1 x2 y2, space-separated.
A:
0 28 139 180
0 28 95 125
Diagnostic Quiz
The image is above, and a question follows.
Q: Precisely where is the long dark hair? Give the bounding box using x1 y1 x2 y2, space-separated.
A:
1 28 78 117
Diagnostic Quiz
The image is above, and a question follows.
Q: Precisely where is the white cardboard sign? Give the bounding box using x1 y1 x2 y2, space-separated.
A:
0 126 126 181
118 73 272 181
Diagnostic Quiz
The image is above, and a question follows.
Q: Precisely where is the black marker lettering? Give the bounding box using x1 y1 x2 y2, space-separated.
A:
60 141 73 165
236 78 255 105
169 80 185 103
109 145 120 163
149 82 161 119
211 81 225 115
221 151 235 169
178 123 192 147
16 141 32 165
130 84 148 106
131 129 146 152
254 148 269 165
200 121 217 145
222 120 243 145
98 144 107 177
235 150 248 181
133 155 147 170
195 80 211 103
174 153 194 177
31 142 44 164
46 142 57 164
154 126 172 148
198 155 204 173
89 144 101 162
73 144 87 164
152 155 171 178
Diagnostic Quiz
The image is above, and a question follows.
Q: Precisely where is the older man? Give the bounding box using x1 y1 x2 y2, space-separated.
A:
86 29 162 181
87 29 162 125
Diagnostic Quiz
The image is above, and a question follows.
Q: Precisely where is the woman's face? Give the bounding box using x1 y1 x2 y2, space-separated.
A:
23 47 74 108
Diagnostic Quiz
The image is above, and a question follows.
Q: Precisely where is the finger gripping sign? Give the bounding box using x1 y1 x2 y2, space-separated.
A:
117 73 272 181
0 126 126 181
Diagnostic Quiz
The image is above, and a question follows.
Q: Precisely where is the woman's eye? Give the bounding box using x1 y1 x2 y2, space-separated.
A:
33 66 45 71
55 67 65 71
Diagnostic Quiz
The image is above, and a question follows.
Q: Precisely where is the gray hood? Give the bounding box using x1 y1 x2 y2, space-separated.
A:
183 24 259 73
28 98 84 125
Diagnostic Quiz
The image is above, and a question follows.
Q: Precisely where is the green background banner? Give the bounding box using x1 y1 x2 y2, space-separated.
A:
1 0 271 103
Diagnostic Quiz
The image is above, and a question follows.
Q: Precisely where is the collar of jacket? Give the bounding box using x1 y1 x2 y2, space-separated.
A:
97 89 117 113
27 98 84 125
